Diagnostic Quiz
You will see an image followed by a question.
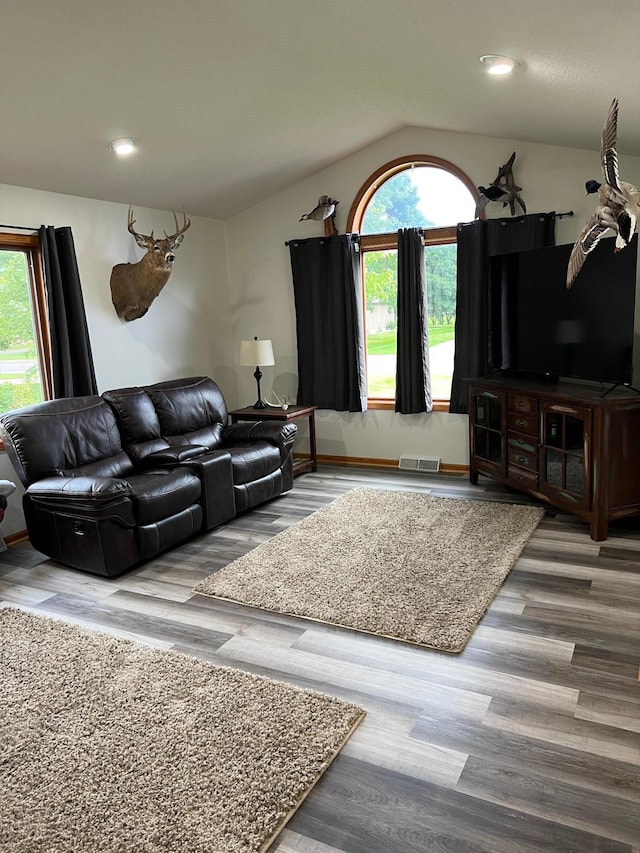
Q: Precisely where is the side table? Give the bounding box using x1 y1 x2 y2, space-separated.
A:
228 405 317 477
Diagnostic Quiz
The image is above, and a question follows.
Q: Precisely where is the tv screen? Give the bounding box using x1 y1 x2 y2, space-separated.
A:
495 235 637 386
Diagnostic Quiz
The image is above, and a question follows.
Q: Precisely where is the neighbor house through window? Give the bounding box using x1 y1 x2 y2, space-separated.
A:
0 232 51 427
347 156 477 410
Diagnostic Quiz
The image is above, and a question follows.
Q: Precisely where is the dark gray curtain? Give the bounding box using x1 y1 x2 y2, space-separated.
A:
396 228 431 414
39 226 98 398
449 212 556 413
289 234 367 411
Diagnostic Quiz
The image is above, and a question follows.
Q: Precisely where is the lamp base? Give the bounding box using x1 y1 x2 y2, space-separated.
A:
251 366 267 409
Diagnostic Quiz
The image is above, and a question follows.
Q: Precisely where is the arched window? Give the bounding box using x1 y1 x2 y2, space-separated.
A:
347 155 477 410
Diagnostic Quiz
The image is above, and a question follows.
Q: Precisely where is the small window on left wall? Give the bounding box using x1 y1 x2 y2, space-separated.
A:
0 232 51 428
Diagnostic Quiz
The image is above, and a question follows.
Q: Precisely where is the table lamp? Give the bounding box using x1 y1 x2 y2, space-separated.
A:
240 337 275 409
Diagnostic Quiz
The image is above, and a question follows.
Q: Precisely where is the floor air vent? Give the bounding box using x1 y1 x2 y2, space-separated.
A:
398 455 441 473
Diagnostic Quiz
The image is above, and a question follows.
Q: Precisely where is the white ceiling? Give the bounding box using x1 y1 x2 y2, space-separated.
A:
3 0 640 220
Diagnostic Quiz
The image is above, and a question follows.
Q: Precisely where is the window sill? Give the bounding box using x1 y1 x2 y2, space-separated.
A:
367 399 450 413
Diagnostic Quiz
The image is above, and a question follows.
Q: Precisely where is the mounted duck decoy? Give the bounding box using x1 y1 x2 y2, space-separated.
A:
566 98 640 289
299 195 337 222
475 152 526 218
299 195 339 236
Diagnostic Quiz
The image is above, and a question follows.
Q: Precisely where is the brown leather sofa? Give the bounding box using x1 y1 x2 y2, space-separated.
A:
0 376 296 577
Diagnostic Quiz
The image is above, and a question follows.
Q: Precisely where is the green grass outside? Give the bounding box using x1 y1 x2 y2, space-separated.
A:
366 322 455 396
369 375 395 393
368 371 452 396
367 322 454 355
0 350 31 360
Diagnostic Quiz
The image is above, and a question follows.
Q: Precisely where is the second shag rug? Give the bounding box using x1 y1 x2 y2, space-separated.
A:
194 488 545 653
0 608 364 853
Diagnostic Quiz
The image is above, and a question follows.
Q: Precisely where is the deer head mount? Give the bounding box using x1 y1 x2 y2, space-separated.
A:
110 207 190 321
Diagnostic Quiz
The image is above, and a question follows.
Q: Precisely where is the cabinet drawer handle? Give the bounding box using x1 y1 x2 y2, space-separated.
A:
515 454 527 464
517 438 525 445
517 401 525 408
516 418 527 427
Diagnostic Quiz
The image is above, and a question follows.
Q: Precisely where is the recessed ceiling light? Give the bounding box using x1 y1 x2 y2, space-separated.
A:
480 55 519 76
109 137 138 157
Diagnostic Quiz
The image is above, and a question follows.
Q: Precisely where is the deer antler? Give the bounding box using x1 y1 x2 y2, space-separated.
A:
127 206 138 235
265 392 289 410
127 206 153 241
165 209 191 240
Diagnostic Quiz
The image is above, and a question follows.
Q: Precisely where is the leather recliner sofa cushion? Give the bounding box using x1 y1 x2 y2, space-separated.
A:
123 468 202 525
226 442 282 485
0 395 126 485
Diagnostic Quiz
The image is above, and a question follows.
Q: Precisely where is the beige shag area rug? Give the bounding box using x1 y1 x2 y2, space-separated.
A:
195 488 545 652
0 608 364 853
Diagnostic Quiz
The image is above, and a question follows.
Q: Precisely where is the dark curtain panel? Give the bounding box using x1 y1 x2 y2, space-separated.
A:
395 228 431 414
289 234 367 412
449 212 556 413
449 220 489 414
39 226 98 398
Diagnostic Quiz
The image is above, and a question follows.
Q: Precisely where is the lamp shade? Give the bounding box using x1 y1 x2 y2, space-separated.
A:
240 338 275 367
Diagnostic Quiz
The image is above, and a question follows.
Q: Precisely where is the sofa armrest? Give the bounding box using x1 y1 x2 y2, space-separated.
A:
140 445 209 466
222 421 297 450
27 476 133 505
176 449 235 530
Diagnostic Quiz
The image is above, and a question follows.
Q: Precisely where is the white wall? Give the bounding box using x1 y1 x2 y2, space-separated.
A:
0 183 230 537
225 124 640 465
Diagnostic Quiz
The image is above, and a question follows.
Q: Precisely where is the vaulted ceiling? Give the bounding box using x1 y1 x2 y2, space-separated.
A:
3 0 639 219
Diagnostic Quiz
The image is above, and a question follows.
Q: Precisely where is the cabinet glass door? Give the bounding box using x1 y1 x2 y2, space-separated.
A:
472 392 504 468
541 406 589 504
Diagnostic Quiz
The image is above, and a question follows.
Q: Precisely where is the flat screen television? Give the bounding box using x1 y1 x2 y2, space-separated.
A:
492 234 638 387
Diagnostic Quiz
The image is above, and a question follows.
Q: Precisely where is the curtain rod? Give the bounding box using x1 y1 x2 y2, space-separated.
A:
285 233 360 247
482 210 574 227
0 223 39 232
287 212 575 245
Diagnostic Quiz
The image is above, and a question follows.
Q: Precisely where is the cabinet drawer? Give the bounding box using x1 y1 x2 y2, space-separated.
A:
508 446 538 472
508 431 538 454
508 394 538 416
508 411 538 434
508 465 539 489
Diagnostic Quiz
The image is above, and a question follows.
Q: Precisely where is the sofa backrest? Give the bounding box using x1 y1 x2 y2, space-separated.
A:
0 377 231 487
102 386 170 464
103 376 228 461
145 376 227 449
0 396 131 487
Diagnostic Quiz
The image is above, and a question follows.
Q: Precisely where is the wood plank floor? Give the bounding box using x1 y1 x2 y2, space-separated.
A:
1 465 639 853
